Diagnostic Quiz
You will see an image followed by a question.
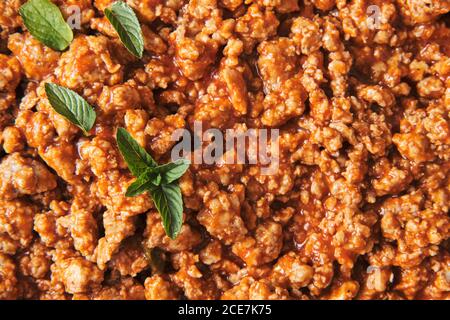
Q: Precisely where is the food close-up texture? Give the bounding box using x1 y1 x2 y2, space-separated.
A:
0 0 449 300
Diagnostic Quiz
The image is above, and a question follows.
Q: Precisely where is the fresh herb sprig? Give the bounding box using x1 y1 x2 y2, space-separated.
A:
116 128 189 239
19 0 73 51
104 1 144 58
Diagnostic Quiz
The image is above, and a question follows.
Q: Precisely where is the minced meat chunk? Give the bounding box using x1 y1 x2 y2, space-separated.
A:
1 0 449 301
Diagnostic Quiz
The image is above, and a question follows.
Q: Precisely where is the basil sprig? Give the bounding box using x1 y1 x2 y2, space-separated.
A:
116 128 190 239
44 83 96 134
19 0 74 51
104 1 144 58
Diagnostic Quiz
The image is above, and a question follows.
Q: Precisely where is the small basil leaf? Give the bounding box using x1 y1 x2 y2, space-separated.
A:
159 159 191 184
116 127 157 176
44 83 96 134
104 1 144 58
153 173 162 186
150 183 183 239
125 174 157 197
19 0 73 51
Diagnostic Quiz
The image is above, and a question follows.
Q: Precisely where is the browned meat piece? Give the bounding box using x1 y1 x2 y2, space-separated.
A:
0 0 449 301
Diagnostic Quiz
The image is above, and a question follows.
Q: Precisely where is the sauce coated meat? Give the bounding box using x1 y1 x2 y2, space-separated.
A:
0 0 449 300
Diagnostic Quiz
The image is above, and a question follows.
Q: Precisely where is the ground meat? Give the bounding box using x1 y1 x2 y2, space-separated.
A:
326 280 360 300
236 4 279 53
67 205 98 259
393 133 435 163
0 53 21 112
271 252 314 288
145 113 186 155
0 153 57 200
247 279 290 300
371 158 412 196
171 252 220 300
39 142 79 183
221 276 290 300
232 221 283 266
33 202 71 248
1 0 449 301
97 83 141 114
396 0 450 25
0 199 37 251
17 241 51 279
56 0 95 29
100 82 154 119
51 257 104 294
94 170 152 216
94 210 137 270
143 212 202 252
55 35 123 101
78 136 122 177
0 253 19 299
257 38 297 91
1 126 24 153
144 275 179 300
197 187 247 245
381 206 449 267
108 239 148 277
261 73 307 127
8 32 60 81
75 277 145 300
0 0 24 39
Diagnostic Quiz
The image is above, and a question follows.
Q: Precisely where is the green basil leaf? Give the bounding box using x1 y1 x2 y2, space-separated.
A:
104 1 144 58
125 167 160 197
116 127 157 176
150 183 183 239
125 174 157 197
19 0 73 51
153 173 162 186
158 159 191 184
44 83 96 134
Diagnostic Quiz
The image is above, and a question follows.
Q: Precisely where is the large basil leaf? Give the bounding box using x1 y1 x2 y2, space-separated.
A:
104 1 144 58
44 83 96 134
19 0 73 51
150 183 183 239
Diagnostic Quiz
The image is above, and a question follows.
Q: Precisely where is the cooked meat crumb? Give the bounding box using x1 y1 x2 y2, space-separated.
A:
0 0 448 300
